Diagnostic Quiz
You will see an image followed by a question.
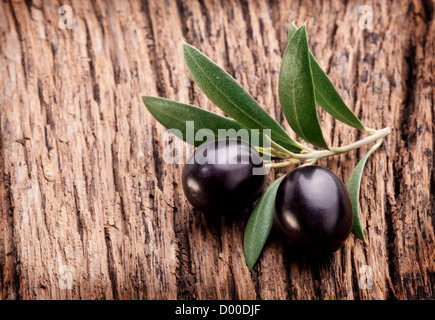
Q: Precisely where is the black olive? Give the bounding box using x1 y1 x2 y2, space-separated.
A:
275 166 353 253
182 139 266 214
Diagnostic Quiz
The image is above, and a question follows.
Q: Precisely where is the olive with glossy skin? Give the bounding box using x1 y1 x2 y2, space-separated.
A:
275 166 353 253
182 139 266 213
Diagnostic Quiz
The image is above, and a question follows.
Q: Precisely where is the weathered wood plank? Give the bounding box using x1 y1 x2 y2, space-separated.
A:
0 0 433 300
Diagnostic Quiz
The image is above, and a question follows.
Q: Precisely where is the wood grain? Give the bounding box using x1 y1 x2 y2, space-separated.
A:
0 0 434 300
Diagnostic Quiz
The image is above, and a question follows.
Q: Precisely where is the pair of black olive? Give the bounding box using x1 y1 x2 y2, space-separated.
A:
182 139 353 253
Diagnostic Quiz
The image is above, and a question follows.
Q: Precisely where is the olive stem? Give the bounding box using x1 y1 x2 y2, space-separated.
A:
298 158 318 168
265 159 300 169
264 134 314 154
367 138 384 154
256 147 288 159
364 127 378 135
289 139 315 153
273 127 391 165
330 127 390 154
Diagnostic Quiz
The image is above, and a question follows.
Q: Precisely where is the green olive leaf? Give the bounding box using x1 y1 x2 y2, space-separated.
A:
244 176 284 270
287 23 298 41
347 141 382 242
183 42 301 153
142 96 258 147
287 23 366 131
279 25 329 149
311 57 366 131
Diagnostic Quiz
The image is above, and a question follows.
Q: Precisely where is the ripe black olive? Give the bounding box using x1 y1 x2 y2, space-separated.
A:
275 166 353 253
182 139 266 214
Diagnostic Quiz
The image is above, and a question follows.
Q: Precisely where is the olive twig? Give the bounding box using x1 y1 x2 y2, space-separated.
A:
365 138 384 155
364 127 378 134
264 134 315 155
330 127 390 153
256 147 289 159
298 158 318 168
265 159 300 169
267 127 391 167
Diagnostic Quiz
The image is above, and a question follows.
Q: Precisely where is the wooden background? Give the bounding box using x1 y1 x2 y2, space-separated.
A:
0 0 434 300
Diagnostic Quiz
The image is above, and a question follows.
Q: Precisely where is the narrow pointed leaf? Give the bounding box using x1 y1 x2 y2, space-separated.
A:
244 176 284 270
347 141 382 242
142 96 257 147
311 56 366 130
183 42 301 153
287 23 366 131
279 25 329 149
287 22 299 42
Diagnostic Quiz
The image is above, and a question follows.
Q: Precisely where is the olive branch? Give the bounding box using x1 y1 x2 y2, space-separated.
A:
142 22 390 270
